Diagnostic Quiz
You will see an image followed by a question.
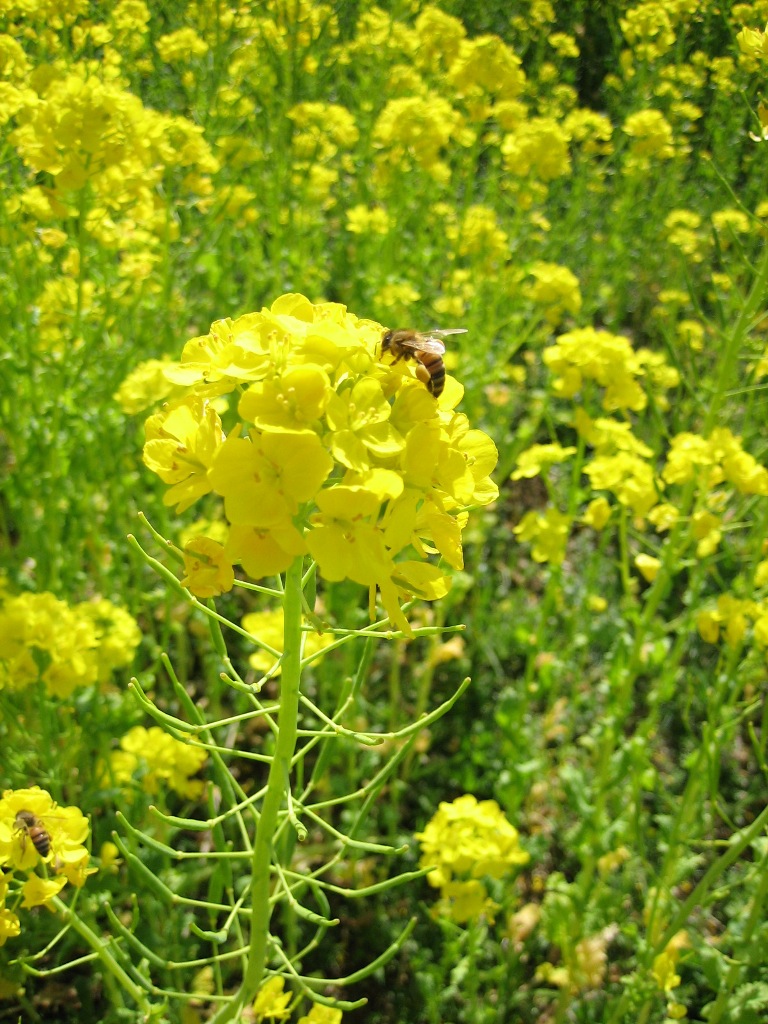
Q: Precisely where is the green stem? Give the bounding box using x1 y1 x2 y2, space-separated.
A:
209 556 305 1024
49 896 159 1018
704 236 768 432
705 843 768 1024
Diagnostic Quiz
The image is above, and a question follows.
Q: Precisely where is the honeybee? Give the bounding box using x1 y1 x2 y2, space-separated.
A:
380 328 467 399
14 809 51 858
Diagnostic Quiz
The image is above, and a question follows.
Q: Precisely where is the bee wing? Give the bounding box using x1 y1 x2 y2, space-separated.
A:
430 328 468 337
398 334 447 355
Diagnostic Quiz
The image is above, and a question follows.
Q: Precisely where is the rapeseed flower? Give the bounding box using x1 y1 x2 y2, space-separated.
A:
448 34 525 100
141 294 497 635
416 794 528 924
143 398 224 513
413 6 465 70
456 205 509 265
513 508 572 564
622 109 675 163
253 976 291 1022
108 726 207 800
502 117 571 181
665 209 707 261
525 262 582 325
155 28 209 64
584 453 658 517
544 328 650 412
297 1005 343 1024
621 4 675 60
512 443 577 480
635 553 662 582
345 205 390 235
0 788 90 886
697 595 754 646
373 93 467 182
181 537 235 598
0 591 140 696
115 358 182 415
662 429 768 495
0 903 20 947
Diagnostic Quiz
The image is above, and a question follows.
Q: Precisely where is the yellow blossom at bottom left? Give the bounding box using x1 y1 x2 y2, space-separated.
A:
0 788 93 945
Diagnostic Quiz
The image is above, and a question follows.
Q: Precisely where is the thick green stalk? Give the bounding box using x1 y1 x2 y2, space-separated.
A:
210 556 305 1024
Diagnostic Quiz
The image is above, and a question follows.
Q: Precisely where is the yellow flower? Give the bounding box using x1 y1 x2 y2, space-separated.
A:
512 443 577 480
585 453 658 517
181 537 235 598
448 35 525 98
21 875 67 908
210 429 334 527
253 976 291 1022
621 6 674 60
143 398 224 513
115 358 182 415
0 788 90 878
502 117 571 181
652 932 689 992
525 262 582 324
635 554 662 582
99 842 121 872
0 907 20 947
117 727 207 799
582 496 612 530
737 24 768 61
373 93 465 180
76 599 142 685
664 209 706 261
623 109 675 161
156 28 209 63
297 1004 343 1024
345 205 390 235
416 794 528 923
514 508 572 564
691 511 722 557
676 319 705 351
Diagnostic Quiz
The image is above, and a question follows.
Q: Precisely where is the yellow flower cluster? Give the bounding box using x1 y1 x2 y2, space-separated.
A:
502 116 572 181
0 787 92 946
114 357 183 415
697 593 768 648
513 315 768 568
415 794 529 924
141 293 498 634
544 326 680 412
105 726 207 800
662 428 768 494
0 591 141 697
373 92 468 183
10 68 218 195
524 262 582 325
622 109 676 164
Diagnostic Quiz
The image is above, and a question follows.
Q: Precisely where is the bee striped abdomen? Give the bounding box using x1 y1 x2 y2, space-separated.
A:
416 352 445 397
15 810 51 857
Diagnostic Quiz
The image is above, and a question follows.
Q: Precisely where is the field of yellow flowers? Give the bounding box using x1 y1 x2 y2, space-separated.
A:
2 1 768 1022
